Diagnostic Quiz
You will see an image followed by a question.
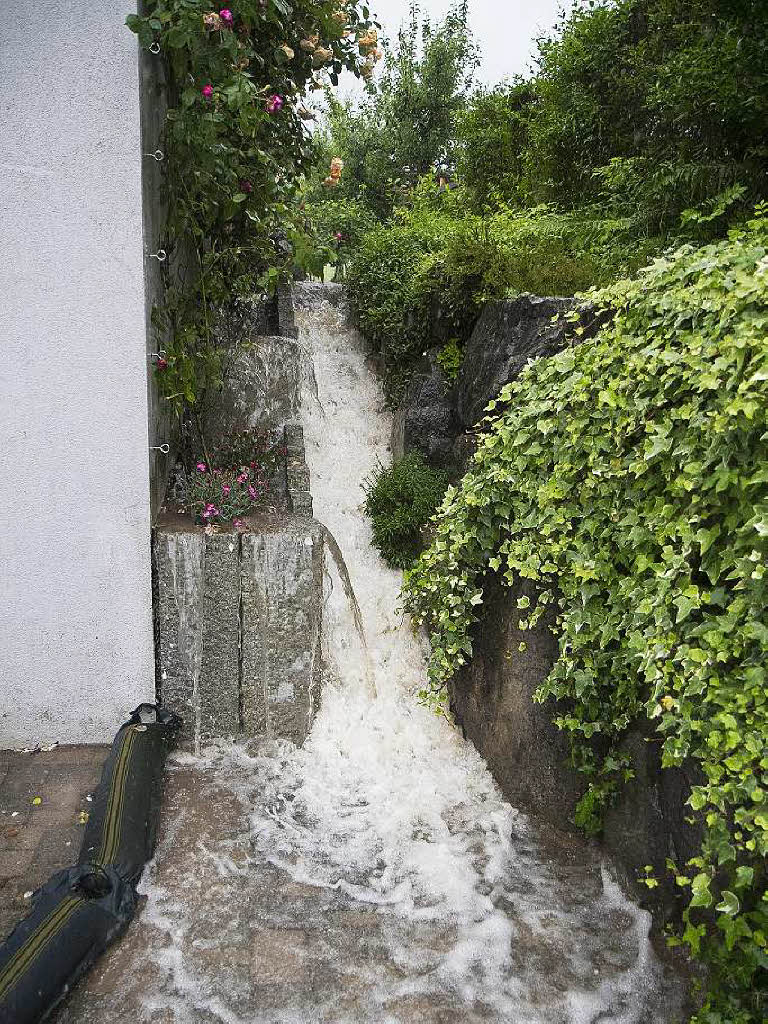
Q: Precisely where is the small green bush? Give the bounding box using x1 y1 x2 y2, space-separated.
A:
436 338 463 381
363 453 449 569
346 227 439 402
346 183 664 400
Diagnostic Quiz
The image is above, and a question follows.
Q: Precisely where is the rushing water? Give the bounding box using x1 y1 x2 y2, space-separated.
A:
60 284 686 1024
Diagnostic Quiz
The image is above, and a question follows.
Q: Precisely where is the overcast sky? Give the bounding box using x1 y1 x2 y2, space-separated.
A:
367 0 566 86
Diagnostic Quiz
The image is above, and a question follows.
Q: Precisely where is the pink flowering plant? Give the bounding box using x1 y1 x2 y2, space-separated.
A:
186 464 270 524
207 426 283 476
126 0 380 452
185 427 284 524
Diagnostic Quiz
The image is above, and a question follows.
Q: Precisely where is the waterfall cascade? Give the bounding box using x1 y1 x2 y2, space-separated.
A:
58 284 687 1024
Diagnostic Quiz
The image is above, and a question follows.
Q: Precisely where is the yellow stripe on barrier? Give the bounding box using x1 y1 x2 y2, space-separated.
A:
97 727 137 866
0 895 83 1002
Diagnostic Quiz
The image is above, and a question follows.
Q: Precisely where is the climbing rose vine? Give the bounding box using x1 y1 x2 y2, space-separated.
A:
126 0 379 450
402 208 768 1021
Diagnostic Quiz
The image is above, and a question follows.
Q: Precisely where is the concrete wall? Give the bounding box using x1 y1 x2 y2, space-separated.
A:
0 2 156 745
139 17 174 518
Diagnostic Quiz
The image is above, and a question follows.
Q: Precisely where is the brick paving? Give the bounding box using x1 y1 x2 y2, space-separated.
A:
0 745 109 941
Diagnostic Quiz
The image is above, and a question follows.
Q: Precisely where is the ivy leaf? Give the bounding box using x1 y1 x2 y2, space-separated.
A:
715 890 740 916
690 873 713 908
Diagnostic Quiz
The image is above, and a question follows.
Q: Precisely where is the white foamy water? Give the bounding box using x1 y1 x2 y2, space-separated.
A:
228 283 684 1021
60 283 686 1024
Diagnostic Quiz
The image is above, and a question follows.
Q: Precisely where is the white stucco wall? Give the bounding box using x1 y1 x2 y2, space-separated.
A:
0 1 156 745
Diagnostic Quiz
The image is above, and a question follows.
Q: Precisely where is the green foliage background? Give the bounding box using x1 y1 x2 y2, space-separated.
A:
323 0 768 401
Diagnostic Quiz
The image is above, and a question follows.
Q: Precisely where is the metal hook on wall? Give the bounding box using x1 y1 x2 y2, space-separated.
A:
148 41 161 54
150 443 171 455
148 249 167 262
144 149 165 162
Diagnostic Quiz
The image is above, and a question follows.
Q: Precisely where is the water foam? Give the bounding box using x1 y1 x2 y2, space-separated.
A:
61 283 686 1024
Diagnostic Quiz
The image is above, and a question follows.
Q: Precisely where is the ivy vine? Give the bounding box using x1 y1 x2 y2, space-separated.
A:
403 207 768 1020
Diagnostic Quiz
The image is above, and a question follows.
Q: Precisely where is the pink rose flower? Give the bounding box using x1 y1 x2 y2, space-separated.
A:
202 503 220 519
156 357 168 371
248 485 259 500
232 518 244 530
202 84 214 99
266 94 284 114
237 472 248 484
222 485 231 496
219 8 233 24
196 462 207 472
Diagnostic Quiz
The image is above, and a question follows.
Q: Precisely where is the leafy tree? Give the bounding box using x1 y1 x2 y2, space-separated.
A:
454 82 535 212
499 0 768 227
309 1 478 219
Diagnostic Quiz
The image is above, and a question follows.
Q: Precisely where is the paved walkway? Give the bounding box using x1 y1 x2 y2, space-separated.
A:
0 745 108 940
53 750 690 1024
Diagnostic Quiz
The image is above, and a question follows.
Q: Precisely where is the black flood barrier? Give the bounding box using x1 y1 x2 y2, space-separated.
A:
79 703 182 884
0 703 181 1024
0 865 134 1024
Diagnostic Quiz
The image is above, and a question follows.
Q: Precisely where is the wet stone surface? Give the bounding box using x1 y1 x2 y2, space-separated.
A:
0 744 108 941
53 751 689 1024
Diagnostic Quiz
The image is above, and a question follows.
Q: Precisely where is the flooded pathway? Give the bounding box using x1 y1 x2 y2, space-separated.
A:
58 284 686 1024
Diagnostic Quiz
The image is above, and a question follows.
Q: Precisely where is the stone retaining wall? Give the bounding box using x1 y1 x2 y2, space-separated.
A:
153 423 322 747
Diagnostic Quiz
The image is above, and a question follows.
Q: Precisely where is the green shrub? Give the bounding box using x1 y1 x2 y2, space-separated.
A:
363 454 449 569
403 209 768 1019
301 197 377 278
346 227 439 401
436 338 463 381
346 183 665 400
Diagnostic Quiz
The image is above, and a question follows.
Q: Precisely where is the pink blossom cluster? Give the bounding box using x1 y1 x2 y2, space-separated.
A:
191 459 271 527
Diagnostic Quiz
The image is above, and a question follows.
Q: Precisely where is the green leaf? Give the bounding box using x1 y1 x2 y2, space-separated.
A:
715 890 740 916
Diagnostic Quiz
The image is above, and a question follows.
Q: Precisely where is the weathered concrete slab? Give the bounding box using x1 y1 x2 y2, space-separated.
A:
153 517 323 748
199 533 241 738
153 529 205 741
205 335 305 440
284 423 313 516
241 525 323 745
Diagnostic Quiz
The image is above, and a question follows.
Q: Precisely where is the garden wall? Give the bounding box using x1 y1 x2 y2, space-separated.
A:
153 426 322 746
